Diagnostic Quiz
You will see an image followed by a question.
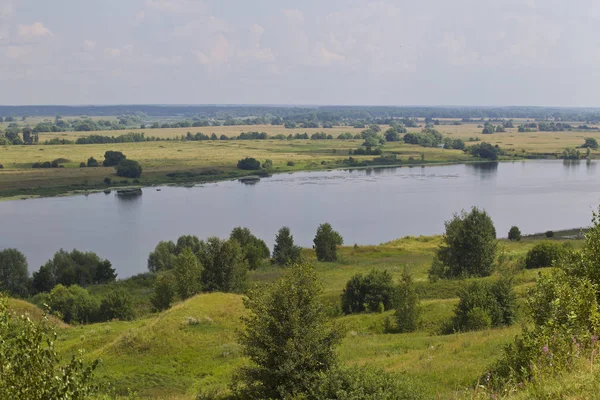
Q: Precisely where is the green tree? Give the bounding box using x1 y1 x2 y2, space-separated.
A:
150 272 175 312
87 157 99 167
272 226 302 266
115 159 142 178
235 263 342 399
313 223 344 262
175 235 202 257
582 137 599 149
508 226 521 241
394 269 421 333
341 270 396 314
102 150 126 166
99 288 135 321
95 260 117 284
525 241 567 269
199 238 247 293
230 227 270 270
0 248 29 297
429 207 497 279
47 284 99 324
0 294 100 399
237 157 261 170
147 240 176 272
173 248 203 300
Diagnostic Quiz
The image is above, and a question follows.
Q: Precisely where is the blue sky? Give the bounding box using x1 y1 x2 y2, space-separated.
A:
0 0 599 106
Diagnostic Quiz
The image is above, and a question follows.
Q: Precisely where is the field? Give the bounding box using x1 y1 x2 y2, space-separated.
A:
31 232 581 399
1 120 600 199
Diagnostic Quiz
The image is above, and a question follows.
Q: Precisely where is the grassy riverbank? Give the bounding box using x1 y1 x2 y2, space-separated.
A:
7 231 576 399
1 121 600 199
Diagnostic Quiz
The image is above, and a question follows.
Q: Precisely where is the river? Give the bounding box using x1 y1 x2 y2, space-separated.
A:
1 160 598 277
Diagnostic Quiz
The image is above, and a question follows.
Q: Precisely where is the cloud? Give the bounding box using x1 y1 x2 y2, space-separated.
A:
145 0 190 13
104 48 121 58
195 35 232 65
18 22 52 39
6 46 31 59
83 40 96 51
283 9 304 23
318 46 345 65
135 11 145 21
0 3 13 18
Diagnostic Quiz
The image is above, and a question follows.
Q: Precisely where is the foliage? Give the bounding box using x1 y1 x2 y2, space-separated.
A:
0 293 101 399
0 248 29 297
234 263 342 399
272 226 302 266
442 137 465 150
313 222 344 262
174 248 203 300
237 157 261 170
98 287 135 321
394 268 421 333
402 128 443 148
86 157 99 167
341 270 396 314
147 240 176 272
102 150 126 167
199 238 248 293
46 284 99 323
469 142 501 160
525 241 567 269
230 227 270 270
562 148 580 160
429 207 497 279
444 278 517 333
115 159 143 178
582 137 599 149
508 226 521 241
150 272 175 312
32 249 116 293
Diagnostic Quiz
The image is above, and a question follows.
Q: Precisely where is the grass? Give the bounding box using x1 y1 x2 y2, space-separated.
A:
2 119 600 199
3 231 585 399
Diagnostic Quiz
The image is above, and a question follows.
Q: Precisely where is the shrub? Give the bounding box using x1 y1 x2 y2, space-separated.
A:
87 156 99 167
508 226 521 241
261 159 273 169
237 157 261 170
151 272 175 312
286 160 295 166
103 177 111 185
341 270 396 314
47 284 100 323
313 222 343 262
582 137 599 149
115 159 142 178
173 248 203 299
102 150 126 166
429 207 497 279
545 230 554 238
98 288 135 321
79 162 86 168
469 142 501 160
394 269 421 333
230 227 270 270
525 241 567 269
272 226 302 266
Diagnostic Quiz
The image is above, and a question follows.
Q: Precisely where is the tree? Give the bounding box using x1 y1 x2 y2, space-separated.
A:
230 227 270 270
394 269 421 333
147 240 176 272
151 272 175 312
0 248 29 297
173 248 203 300
175 235 202 257
102 150 126 166
582 137 599 149
87 157 99 167
469 142 501 160
525 241 567 269
95 260 117 284
98 288 134 321
429 207 497 279
508 226 521 241
272 226 302 266
235 263 342 399
22 127 32 144
0 293 100 399
198 238 247 293
313 222 343 262
341 270 396 314
115 159 142 178
384 127 401 142
237 157 261 170
47 284 99 323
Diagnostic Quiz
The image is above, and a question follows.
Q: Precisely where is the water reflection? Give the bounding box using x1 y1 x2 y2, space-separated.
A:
466 162 498 179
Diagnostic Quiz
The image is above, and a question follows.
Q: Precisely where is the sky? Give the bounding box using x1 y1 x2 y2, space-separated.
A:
0 0 599 106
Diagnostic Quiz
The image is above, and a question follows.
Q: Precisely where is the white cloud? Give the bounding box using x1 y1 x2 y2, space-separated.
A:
83 40 96 51
146 0 190 13
283 9 304 23
0 3 13 18
18 22 53 39
6 45 31 59
104 48 121 58
318 46 345 65
195 35 232 65
136 11 145 21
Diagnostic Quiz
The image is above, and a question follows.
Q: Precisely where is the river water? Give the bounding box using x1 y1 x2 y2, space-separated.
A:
1 160 598 277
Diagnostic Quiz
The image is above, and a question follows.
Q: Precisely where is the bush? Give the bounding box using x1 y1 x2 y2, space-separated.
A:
525 241 566 269
0 248 29 297
272 226 302 266
313 222 343 262
286 160 295 166
261 159 272 169
47 284 100 323
237 157 261 170
341 270 396 314
469 142 501 160
198 237 247 293
174 248 203 300
508 226 521 241
87 156 99 167
582 137 599 149
115 159 142 178
102 150 126 166
98 288 135 321
230 227 270 270
545 230 554 238
444 278 517 333
79 162 86 168
394 269 421 333
429 207 497 279
151 272 175 312
103 177 111 185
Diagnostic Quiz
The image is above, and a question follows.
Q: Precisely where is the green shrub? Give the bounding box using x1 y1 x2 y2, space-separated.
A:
261 159 272 169
341 270 396 314
286 160 295 166
313 222 343 262
237 157 261 170
230 227 270 270
0 248 29 297
102 150 126 167
394 269 421 333
99 288 135 321
272 226 302 266
525 241 566 269
87 156 99 167
545 230 554 238
103 177 111 185
115 159 142 178
151 272 175 312
508 226 521 241
47 284 100 323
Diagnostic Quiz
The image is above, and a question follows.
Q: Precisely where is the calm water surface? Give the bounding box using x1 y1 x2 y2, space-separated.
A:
1 160 599 277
